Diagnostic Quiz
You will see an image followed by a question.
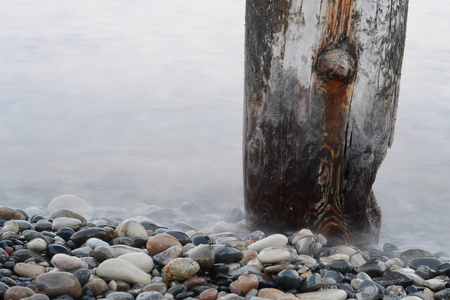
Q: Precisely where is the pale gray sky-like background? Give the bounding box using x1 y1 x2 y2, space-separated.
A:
0 1 449 252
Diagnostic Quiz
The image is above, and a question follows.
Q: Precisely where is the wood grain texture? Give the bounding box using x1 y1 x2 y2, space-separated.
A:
244 0 409 245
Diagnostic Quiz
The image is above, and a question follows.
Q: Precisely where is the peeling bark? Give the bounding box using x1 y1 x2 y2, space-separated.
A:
244 0 409 246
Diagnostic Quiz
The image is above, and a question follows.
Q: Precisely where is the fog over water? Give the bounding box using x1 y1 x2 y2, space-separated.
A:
0 1 449 252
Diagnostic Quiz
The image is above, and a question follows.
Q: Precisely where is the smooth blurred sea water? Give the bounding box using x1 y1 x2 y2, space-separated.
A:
0 1 449 252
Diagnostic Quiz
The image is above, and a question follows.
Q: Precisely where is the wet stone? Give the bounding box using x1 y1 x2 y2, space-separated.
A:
213 246 243 264
46 244 71 258
12 249 49 264
165 230 190 246
34 220 52 232
167 283 187 296
401 249 433 265
35 272 82 299
356 280 380 300
300 273 322 293
415 265 437 280
374 271 408 286
56 227 75 242
437 262 450 276
192 235 212 246
357 260 387 277
104 291 135 300
199 288 219 300
230 274 258 295
0 207 26 221
435 288 450 299
175 291 195 299
247 234 288 252
329 259 351 274
4 286 36 300
410 257 442 270
189 245 215 270
258 247 292 264
276 269 302 290
69 228 110 247
142 282 168 294
337 283 356 298
322 270 344 284
0 248 9 264
296 289 347 300
73 268 91 286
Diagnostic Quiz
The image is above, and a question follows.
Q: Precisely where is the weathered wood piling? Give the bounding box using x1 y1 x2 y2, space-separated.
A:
243 0 409 245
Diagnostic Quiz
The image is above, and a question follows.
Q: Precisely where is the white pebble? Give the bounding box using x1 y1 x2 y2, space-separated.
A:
247 234 288 252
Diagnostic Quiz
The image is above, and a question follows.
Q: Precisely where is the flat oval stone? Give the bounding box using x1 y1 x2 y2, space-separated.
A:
117 252 154 273
12 249 49 264
27 238 48 253
3 286 36 300
73 268 91 286
247 234 288 252
16 220 32 232
96 258 152 285
199 288 218 300
191 235 212 246
46 244 71 258
35 271 83 298
400 249 433 265
86 237 110 250
162 258 200 281
13 263 46 279
115 219 148 239
410 258 442 270
70 228 110 247
34 220 52 232
21 294 50 300
213 246 243 264
52 217 82 232
51 253 89 272
0 207 26 221
373 271 407 286
258 248 292 264
108 244 147 257
146 234 182 256
323 270 344 284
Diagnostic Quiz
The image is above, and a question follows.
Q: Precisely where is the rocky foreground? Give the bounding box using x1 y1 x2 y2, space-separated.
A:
0 197 449 300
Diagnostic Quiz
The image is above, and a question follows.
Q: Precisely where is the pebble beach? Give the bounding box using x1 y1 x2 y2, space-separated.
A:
0 195 449 300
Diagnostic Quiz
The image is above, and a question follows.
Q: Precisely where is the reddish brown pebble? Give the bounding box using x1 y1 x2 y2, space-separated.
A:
245 238 259 247
258 288 285 299
146 234 182 256
230 274 259 295
241 250 258 265
183 275 208 289
199 288 218 300
4 286 36 300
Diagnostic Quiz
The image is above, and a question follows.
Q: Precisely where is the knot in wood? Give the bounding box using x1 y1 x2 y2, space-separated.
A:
317 49 356 81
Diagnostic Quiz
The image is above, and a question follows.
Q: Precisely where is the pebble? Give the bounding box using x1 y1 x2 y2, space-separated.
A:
146 234 183 256
13 263 46 279
51 253 89 272
51 217 82 231
115 219 149 239
188 244 215 270
247 234 288 252
3 286 36 300
0 207 26 220
25 238 48 252
47 194 94 215
258 247 292 264
117 252 154 273
35 271 83 298
1 203 450 300
96 258 152 285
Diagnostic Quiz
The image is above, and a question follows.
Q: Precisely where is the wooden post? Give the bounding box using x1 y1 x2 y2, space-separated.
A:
243 0 409 245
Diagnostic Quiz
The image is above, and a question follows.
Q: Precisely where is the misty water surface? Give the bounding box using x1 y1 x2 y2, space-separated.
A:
0 1 449 252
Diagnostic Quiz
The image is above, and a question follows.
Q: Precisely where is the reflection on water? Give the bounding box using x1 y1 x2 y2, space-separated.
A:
0 1 449 252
